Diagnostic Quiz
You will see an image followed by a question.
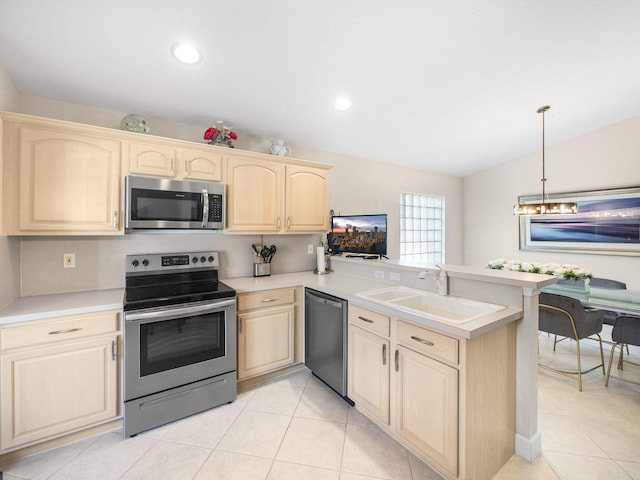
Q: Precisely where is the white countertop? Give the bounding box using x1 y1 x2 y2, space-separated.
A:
0 288 124 325
223 271 522 339
0 271 523 339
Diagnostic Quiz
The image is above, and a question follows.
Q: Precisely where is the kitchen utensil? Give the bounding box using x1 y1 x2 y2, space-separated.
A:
260 245 270 262
267 245 277 263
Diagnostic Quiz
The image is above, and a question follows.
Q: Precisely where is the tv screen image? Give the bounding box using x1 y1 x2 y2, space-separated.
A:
330 214 387 256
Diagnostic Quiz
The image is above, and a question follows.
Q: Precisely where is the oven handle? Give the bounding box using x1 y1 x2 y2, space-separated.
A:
125 298 236 322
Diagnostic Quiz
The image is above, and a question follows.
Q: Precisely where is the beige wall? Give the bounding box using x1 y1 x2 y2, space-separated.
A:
463 115 640 290
0 64 20 308
8 93 463 296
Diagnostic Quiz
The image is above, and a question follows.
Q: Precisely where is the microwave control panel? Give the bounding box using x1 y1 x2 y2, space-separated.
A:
208 194 223 222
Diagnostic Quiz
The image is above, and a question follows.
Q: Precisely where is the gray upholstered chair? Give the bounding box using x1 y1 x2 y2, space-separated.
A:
589 277 627 325
538 292 605 391
605 315 640 387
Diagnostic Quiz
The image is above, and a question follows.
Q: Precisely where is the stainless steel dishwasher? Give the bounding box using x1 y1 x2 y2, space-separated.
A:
304 288 350 401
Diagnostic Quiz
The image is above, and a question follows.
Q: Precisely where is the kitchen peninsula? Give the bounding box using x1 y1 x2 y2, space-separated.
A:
0 257 555 480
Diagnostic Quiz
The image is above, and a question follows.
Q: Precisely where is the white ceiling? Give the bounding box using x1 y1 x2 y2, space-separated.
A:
1 0 639 177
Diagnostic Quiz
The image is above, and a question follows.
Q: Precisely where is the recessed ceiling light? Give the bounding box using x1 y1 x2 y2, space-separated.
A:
334 97 352 111
171 43 201 64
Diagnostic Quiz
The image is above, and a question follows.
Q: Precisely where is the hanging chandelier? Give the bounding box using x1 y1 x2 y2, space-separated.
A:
515 105 578 215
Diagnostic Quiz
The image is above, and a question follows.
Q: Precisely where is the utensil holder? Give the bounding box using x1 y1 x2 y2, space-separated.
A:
253 263 271 277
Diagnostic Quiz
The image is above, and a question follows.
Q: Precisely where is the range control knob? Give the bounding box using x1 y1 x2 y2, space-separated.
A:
208 255 214 263
200 256 207 263
132 259 139 267
142 259 149 267
192 256 198 263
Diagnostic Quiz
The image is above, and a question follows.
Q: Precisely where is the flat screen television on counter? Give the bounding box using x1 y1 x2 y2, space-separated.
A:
330 214 387 257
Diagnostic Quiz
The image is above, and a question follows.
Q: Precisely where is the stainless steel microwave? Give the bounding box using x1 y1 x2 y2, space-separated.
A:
125 175 225 230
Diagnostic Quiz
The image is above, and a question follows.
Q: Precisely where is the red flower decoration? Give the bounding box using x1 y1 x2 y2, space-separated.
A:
203 127 217 140
203 121 237 147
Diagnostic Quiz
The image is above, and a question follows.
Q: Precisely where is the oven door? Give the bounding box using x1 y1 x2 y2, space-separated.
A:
124 298 236 401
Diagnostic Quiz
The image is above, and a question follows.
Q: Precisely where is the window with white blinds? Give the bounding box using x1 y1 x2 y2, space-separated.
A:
399 192 444 264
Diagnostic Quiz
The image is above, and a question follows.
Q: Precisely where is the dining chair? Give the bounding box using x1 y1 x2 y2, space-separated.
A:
589 277 627 325
538 292 605 391
605 315 640 387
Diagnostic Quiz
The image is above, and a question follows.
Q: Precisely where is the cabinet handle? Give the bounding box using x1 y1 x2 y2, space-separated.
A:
277 217 281 229
382 344 387 365
112 211 119 228
261 298 278 303
411 335 434 347
238 318 243 333
358 316 374 324
48 328 81 335
170 158 175 176
395 349 399 372
287 217 291 229
111 339 117 361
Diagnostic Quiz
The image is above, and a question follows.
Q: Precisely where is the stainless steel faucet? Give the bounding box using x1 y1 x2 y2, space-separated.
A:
418 265 448 295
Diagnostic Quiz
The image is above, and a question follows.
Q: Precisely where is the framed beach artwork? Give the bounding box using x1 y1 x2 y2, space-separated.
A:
519 186 640 256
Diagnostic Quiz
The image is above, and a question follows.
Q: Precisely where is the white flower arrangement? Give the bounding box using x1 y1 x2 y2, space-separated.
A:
486 259 592 281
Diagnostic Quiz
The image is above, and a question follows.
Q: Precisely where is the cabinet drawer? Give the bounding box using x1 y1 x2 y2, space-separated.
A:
396 320 458 365
238 288 295 312
349 304 390 337
1 310 121 351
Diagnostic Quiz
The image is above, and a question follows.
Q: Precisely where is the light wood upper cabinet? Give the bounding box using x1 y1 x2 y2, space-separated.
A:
285 164 329 232
126 142 177 177
125 141 222 182
225 156 284 232
2 116 122 235
225 156 330 233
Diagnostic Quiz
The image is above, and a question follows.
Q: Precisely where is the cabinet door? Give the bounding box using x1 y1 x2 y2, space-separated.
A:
18 127 121 233
237 305 294 379
347 324 390 424
226 157 283 232
1 335 119 449
181 149 222 181
285 165 329 232
126 141 177 177
395 346 458 476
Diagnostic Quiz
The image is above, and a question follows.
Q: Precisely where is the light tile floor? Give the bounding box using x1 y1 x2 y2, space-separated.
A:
1 326 639 480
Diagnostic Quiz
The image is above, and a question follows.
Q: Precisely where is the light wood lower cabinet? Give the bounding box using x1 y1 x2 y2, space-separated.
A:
395 345 458 476
0 310 121 452
348 305 515 480
237 288 295 380
347 305 391 424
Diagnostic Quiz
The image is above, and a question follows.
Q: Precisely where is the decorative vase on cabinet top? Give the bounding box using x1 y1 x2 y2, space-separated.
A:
269 139 291 157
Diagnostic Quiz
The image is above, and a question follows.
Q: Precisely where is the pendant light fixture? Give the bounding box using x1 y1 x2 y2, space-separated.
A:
515 105 578 215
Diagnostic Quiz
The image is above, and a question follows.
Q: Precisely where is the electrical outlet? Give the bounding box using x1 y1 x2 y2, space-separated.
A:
63 253 75 268
374 270 384 279
308 244 314 254
390 272 400 281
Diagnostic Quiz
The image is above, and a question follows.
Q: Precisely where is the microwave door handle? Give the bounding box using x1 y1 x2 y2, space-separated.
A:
201 188 209 228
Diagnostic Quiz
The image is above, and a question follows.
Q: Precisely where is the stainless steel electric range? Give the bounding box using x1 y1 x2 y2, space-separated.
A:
123 251 236 437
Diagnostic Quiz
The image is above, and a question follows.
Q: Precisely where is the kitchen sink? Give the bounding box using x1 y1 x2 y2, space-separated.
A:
356 286 506 324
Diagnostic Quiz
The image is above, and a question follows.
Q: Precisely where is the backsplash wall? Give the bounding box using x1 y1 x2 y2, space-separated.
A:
21 233 321 296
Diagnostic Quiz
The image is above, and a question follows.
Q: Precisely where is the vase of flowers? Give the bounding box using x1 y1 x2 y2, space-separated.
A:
486 259 593 293
203 121 237 148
